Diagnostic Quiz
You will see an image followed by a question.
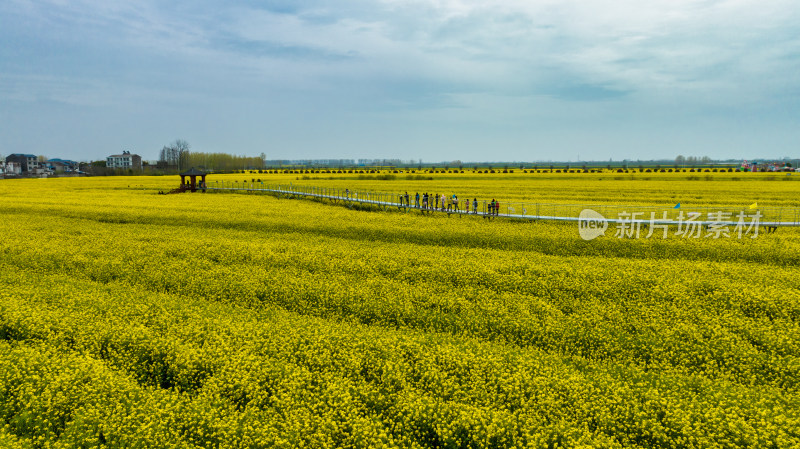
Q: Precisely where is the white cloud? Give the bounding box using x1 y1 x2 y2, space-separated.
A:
1 0 798 160
10 0 796 103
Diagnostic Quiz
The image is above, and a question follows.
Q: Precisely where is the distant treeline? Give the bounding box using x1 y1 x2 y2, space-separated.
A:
183 152 264 172
155 140 264 172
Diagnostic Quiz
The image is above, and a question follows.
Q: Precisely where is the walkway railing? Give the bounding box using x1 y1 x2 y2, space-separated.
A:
207 181 800 227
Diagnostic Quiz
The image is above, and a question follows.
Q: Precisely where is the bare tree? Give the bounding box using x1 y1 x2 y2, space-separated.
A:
158 146 173 167
158 139 191 170
175 140 190 170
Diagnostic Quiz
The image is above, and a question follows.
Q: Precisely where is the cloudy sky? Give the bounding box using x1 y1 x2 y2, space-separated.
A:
1 0 798 162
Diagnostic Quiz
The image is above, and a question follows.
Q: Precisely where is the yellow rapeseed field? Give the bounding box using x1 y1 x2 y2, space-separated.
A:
0 173 798 448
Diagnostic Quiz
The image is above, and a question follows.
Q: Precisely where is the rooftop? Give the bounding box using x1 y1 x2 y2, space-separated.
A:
180 167 207 176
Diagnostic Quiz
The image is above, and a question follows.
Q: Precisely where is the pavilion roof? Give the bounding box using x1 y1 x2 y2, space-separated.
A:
179 167 207 176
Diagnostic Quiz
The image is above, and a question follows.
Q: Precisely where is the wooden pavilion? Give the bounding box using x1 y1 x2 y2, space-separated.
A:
179 167 207 192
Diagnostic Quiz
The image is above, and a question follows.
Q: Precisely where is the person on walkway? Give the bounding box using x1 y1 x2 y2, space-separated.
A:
415 192 420 208
435 193 439 210
490 199 496 215
405 192 409 207
473 198 478 214
422 192 428 209
495 199 500 215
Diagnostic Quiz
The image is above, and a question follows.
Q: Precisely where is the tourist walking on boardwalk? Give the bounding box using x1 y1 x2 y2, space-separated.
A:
423 193 428 209
441 194 447 211
490 199 496 215
473 198 478 214
405 192 409 207
435 193 439 210
415 192 420 208
495 199 500 215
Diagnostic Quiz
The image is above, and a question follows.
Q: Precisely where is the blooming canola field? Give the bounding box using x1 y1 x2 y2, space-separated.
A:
0 173 799 448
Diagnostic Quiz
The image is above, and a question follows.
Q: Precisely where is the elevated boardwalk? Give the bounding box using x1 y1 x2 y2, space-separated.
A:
207 181 800 229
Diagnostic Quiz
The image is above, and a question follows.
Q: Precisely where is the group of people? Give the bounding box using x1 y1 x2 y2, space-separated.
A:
488 198 500 216
182 180 206 190
397 192 502 216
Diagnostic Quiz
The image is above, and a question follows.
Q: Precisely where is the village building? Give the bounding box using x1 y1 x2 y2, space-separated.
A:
107 151 142 170
5 154 39 173
46 158 79 173
3 162 22 176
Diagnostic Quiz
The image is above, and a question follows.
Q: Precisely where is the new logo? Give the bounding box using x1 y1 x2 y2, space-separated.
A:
578 209 608 240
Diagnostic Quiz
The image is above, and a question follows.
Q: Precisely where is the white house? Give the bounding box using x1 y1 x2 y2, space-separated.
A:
107 151 142 170
3 162 21 176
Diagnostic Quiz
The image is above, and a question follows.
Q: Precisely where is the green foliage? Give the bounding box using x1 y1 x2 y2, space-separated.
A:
186 152 264 172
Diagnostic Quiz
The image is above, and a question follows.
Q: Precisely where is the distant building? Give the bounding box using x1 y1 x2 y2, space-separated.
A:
5 154 38 173
107 151 142 170
743 160 793 172
47 158 79 172
4 162 21 176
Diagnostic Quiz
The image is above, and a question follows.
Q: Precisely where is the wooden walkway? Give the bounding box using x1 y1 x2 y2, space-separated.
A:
207 183 800 229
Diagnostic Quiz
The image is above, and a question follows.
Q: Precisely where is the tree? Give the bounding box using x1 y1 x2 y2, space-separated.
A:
159 146 176 167
158 139 191 170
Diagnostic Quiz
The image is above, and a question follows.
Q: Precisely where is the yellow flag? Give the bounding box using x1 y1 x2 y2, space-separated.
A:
749 202 758 209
